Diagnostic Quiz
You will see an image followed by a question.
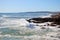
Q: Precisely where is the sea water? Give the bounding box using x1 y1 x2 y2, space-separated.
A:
0 13 59 40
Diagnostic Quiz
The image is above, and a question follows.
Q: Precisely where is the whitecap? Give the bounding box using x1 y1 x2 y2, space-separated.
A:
40 14 52 18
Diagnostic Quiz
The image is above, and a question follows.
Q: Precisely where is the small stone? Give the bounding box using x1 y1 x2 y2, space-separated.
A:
41 27 46 29
57 26 60 28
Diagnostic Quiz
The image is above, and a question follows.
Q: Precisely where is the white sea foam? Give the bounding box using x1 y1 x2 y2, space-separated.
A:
0 17 59 31
0 17 41 30
1 15 11 17
0 18 29 27
41 14 52 18
0 34 60 40
0 17 60 40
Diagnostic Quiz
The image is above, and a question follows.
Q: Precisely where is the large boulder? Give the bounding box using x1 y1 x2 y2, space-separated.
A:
51 13 60 25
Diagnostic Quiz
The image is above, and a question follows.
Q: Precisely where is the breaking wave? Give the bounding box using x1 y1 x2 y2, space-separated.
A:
0 13 60 40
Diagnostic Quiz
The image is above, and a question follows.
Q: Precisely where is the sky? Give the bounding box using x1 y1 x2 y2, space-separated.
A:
0 0 60 13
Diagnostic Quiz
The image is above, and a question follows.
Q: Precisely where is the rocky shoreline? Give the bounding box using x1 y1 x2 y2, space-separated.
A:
0 12 60 40
27 13 60 27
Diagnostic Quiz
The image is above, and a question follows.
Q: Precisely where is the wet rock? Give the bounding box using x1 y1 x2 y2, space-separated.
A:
51 13 60 25
50 23 57 26
27 13 60 26
58 26 60 28
27 17 53 23
56 32 60 39
50 36 54 37
41 27 46 29
57 36 60 39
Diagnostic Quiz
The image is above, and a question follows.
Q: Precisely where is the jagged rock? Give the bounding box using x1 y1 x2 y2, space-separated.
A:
27 17 53 23
51 13 60 25
57 26 60 28
27 13 60 25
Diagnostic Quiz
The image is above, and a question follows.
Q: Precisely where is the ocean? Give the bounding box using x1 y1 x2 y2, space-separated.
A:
0 13 59 40
0 13 50 18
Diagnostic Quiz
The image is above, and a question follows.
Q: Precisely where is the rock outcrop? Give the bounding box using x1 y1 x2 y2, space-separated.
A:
27 12 60 25
27 17 53 23
51 13 60 25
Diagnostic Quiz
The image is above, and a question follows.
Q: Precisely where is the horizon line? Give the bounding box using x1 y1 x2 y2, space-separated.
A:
0 11 60 13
